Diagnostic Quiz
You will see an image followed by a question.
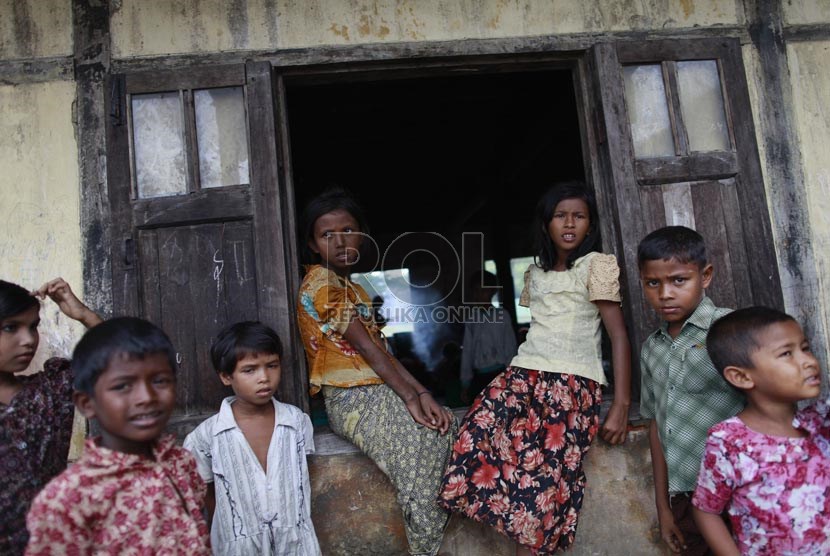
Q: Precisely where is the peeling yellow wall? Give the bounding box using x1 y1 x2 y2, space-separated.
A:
0 0 73 59
787 40 830 351
783 0 830 25
111 0 744 57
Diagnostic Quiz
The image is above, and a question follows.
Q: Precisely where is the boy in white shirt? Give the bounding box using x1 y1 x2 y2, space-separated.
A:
184 322 321 556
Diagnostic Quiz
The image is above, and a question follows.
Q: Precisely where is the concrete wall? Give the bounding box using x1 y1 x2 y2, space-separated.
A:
110 0 743 56
0 0 73 59
309 426 666 555
786 40 830 369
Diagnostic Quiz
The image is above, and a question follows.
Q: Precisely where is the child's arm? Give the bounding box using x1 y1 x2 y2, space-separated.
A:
650 420 685 553
692 507 739 556
343 318 453 434
33 277 102 328
596 300 631 445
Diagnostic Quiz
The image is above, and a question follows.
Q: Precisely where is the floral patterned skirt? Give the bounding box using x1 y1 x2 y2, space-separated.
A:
437 367 602 554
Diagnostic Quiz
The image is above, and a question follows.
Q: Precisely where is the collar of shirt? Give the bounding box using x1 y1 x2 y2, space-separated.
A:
213 396 298 436
82 433 177 469
655 295 717 341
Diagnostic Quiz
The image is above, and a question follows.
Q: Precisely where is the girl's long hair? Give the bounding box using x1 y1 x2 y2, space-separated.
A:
0 280 39 322
299 186 370 265
533 181 601 271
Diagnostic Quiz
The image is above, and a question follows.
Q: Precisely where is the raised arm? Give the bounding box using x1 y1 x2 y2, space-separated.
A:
33 277 102 328
342 319 452 434
596 300 631 445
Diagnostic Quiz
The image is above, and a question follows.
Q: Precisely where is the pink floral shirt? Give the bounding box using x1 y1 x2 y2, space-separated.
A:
25 434 210 556
692 399 830 555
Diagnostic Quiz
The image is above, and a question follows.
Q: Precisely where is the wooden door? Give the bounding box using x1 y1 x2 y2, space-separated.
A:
584 39 784 394
106 62 307 415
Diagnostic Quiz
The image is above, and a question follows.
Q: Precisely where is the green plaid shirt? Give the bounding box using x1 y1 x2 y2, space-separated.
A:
640 296 745 493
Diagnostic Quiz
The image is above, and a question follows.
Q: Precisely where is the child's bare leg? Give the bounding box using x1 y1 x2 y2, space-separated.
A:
516 544 532 556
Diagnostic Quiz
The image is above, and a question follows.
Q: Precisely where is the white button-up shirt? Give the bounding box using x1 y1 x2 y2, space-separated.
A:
184 397 321 556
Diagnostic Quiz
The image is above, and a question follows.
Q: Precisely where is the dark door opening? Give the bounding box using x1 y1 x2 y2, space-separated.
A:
286 68 585 408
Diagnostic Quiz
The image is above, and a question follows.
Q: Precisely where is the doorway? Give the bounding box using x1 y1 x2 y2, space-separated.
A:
285 68 586 408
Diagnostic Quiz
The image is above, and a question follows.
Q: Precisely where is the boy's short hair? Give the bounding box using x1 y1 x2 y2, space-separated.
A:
72 317 177 395
0 279 39 322
211 321 283 376
707 306 796 375
637 226 708 269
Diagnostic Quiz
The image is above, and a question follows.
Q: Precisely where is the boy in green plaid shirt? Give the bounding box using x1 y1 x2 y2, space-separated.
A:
637 227 744 555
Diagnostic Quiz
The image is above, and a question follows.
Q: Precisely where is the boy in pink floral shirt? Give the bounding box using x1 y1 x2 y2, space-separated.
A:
692 307 830 555
25 317 210 556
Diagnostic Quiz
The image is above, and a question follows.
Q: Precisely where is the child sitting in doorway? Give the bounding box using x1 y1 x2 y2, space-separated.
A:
25 317 211 555
693 307 830 554
0 278 101 556
184 321 321 556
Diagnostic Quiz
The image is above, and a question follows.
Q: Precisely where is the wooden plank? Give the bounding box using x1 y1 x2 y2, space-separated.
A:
783 24 830 42
634 151 738 185
0 56 74 85
716 178 753 308
691 181 737 310
718 35 784 309
617 38 732 64
137 229 162 325
638 184 667 238
132 185 252 228
663 62 689 156
247 60 308 412
589 43 650 399
125 64 246 93
110 26 750 74
157 227 199 413
661 182 696 229
76 0 115 319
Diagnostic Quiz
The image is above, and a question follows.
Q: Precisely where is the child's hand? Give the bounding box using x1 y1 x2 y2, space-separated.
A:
600 401 629 445
33 278 102 328
418 393 454 435
658 507 686 553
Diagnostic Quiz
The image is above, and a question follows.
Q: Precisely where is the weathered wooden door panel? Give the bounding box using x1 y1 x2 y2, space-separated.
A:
587 39 783 396
106 63 308 415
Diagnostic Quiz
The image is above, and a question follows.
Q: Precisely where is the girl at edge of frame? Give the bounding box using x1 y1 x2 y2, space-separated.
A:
0 278 102 555
437 181 632 556
295 187 457 556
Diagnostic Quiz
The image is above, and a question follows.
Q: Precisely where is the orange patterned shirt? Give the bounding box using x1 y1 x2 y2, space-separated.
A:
297 265 385 396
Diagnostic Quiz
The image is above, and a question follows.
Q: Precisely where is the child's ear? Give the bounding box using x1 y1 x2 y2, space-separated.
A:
73 390 97 419
700 264 714 289
219 372 234 386
723 365 753 391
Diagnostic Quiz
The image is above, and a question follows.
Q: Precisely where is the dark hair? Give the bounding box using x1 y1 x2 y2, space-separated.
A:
637 226 708 269
300 186 369 264
533 181 601 271
211 321 283 376
707 306 797 375
72 317 177 395
0 280 39 322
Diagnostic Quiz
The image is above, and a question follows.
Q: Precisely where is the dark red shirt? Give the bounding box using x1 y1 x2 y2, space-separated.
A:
0 358 74 555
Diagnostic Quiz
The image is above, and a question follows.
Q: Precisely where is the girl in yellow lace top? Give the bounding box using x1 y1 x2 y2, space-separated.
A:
296 188 455 556
438 182 632 556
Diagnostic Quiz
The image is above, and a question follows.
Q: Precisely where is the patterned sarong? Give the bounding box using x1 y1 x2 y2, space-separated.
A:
323 383 456 556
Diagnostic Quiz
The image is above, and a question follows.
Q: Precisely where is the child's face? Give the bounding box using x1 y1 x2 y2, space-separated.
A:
547 198 591 262
639 258 713 333
0 306 40 374
75 351 176 456
742 320 821 402
309 209 363 274
220 352 281 408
